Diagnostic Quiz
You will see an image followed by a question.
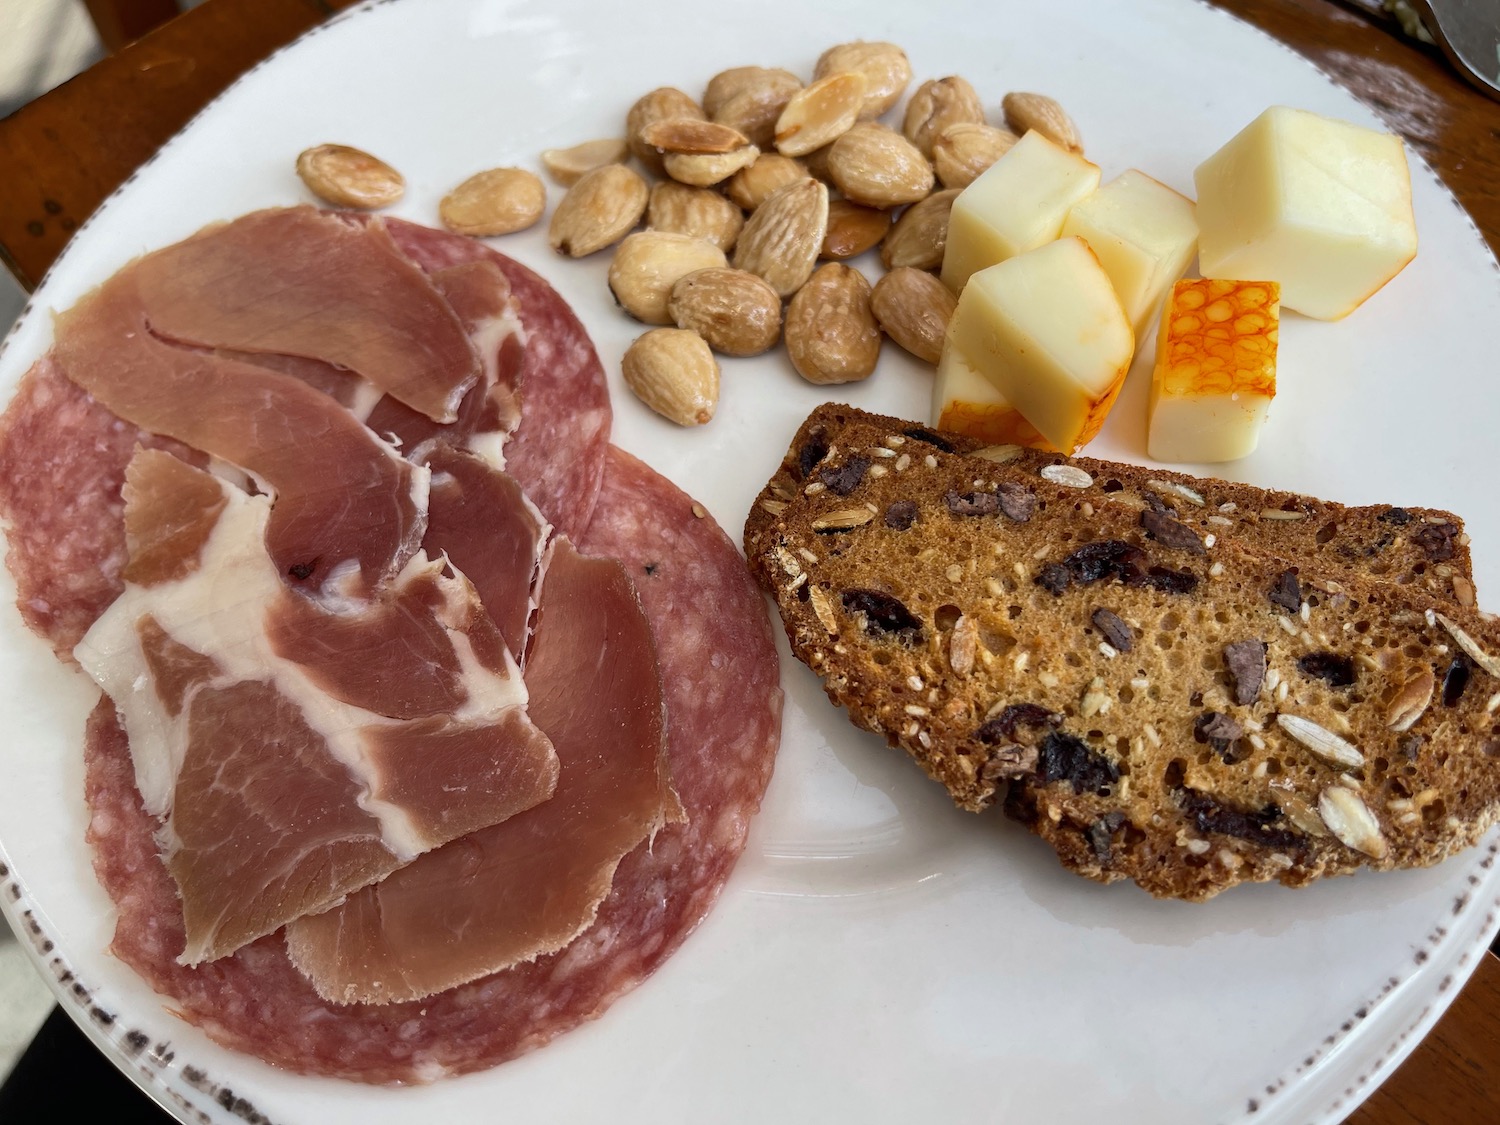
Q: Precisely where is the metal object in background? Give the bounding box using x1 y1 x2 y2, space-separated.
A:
1408 0 1500 101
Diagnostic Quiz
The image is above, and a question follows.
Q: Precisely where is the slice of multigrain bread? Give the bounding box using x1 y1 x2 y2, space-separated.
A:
745 405 1500 900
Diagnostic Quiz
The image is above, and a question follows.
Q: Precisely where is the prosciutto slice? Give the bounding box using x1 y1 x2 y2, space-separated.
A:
52 263 425 593
285 537 678 1004
416 444 547 662
132 207 480 423
75 451 559 964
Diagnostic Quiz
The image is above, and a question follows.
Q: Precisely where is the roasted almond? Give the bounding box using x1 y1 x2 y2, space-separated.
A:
784 262 881 384
626 87 706 175
668 267 783 357
548 163 649 257
880 187 959 271
608 231 728 325
541 138 629 186
621 327 719 426
296 144 404 209
647 182 744 251
707 67 803 149
640 118 750 155
932 122 1018 189
775 72 867 158
725 153 811 211
821 200 891 260
802 143 836 184
902 77 984 159
439 167 546 237
733 177 829 298
1002 91 1084 154
827 122 934 209
813 41 912 119
663 144 760 187
870 267 956 364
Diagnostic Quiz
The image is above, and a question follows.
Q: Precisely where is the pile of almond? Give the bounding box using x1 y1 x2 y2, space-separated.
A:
295 44 1083 428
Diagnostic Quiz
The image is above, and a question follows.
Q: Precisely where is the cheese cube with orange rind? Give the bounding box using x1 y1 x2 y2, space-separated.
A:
947 237 1133 455
933 343 1054 450
1194 107 1416 320
1147 278 1279 463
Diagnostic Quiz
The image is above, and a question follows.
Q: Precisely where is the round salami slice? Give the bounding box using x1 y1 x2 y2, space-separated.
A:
0 357 203 659
83 445 782 1082
383 220 611 541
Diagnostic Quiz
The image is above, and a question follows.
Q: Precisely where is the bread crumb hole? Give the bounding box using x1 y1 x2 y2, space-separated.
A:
934 604 961 630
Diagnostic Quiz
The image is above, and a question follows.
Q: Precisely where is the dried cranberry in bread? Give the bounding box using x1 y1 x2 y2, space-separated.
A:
745 405 1500 900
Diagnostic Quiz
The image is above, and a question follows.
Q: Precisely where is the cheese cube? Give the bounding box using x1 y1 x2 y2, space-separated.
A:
932 342 1053 449
1061 170 1198 335
948 237 1134 455
1147 278 1279 463
940 131 1100 294
1194 106 1416 320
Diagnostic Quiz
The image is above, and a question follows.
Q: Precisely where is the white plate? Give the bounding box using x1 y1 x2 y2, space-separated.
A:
4 1 1499 1121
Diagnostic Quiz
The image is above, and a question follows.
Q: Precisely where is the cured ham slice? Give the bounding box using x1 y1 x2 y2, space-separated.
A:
75 450 559 964
133 207 479 423
52 264 425 593
285 536 678 1004
79 445 782 1081
416 444 547 661
364 259 525 466
383 220 610 539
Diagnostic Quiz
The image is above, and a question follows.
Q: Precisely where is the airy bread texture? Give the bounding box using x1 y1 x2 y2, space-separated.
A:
745 404 1500 900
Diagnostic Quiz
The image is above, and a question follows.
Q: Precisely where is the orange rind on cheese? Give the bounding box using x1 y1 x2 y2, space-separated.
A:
1147 278 1279 463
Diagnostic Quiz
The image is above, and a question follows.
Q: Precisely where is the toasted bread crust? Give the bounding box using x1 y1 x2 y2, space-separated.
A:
746 405 1499 900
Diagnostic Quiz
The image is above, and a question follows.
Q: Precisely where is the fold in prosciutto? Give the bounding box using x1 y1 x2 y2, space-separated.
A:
132 208 481 423
52 266 426 594
285 537 680 1005
75 451 559 965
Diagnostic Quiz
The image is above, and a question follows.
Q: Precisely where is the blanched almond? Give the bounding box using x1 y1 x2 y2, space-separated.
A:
775 72 867 158
640 119 749 155
1318 787 1388 859
663 144 760 187
548 163 649 257
821 200 891 260
708 67 803 149
622 328 719 426
627 87 706 175
726 153 811 211
932 122 1018 189
608 231 728 325
439 168 546 236
827 122 934 209
903 77 984 159
813 41 912 119
296 144 404 209
733 177 829 298
784 262 881 384
1385 668 1436 731
647 182 744 251
870 267 956 364
1002 91 1083 154
880 187 959 270
541 138 629 186
668 267 782 356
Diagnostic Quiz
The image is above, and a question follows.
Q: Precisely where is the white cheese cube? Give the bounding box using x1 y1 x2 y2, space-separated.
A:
1194 106 1416 320
1061 170 1198 335
932 341 1050 449
948 237 1134 455
940 131 1100 294
1147 278 1279 463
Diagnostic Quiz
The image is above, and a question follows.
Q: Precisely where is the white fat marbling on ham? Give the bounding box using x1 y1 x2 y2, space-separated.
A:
75 451 558 965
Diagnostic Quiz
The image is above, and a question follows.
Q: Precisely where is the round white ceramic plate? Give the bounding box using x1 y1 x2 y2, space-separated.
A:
3 0 1499 1121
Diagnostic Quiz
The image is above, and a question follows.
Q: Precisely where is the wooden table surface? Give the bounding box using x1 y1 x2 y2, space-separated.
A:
1 0 1498 1122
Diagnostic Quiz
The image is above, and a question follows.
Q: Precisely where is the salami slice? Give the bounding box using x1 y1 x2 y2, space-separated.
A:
383 220 611 541
83 445 782 1082
0 357 203 658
